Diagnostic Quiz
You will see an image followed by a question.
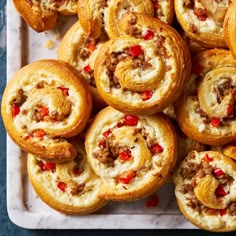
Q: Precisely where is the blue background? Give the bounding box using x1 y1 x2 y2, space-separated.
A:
0 1 235 235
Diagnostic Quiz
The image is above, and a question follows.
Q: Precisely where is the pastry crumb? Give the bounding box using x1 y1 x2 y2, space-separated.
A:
45 39 55 49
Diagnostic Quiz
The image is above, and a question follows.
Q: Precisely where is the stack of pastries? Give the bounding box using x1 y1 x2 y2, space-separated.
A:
2 0 236 231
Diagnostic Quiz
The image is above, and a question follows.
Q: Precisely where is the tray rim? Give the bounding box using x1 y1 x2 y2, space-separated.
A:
6 1 196 229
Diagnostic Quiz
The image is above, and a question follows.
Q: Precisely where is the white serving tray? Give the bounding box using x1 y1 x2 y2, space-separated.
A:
6 1 196 229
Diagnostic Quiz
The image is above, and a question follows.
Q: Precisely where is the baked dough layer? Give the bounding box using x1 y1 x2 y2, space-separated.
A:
174 151 236 232
28 141 107 214
175 49 236 145
85 106 177 201
94 12 191 115
1 60 92 162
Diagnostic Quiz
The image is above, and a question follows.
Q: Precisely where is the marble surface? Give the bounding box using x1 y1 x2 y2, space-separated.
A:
0 1 235 235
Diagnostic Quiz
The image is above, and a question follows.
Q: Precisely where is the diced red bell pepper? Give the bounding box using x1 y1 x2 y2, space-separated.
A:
151 143 164 154
83 65 91 73
203 153 213 162
211 118 221 127
44 162 56 172
143 30 155 40
40 107 49 118
57 87 69 96
215 185 227 197
103 129 112 138
124 115 139 126
140 90 153 101
219 209 227 216
129 45 143 58
118 150 132 161
213 168 224 177
87 42 96 51
11 104 20 117
31 129 46 138
57 182 67 192
118 170 135 184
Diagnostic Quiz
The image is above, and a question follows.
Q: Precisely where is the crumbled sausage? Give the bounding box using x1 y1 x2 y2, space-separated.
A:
229 202 236 216
70 183 85 195
10 89 27 106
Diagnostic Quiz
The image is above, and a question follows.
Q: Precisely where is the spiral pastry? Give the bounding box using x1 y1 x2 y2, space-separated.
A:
174 151 236 232
77 0 154 38
27 141 107 214
175 49 236 146
58 20 107 109
224 1 236 59
1 60 92 162
174 0 231 48
151 0 174 24
85 106 177 201
13 0 78 32
94 12 191 115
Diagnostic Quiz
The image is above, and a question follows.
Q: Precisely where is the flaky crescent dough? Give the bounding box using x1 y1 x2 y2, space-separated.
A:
78 0 154 38
224 1 236 59
174 0 229 48
85 106 177 201
13 0 78 32
174 151 236 232
1 60 92 162
27 141 107 214
58 20 108 110
94 12 191 115
174 49 236 146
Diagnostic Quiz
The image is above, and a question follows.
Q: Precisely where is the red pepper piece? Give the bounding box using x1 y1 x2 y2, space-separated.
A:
31 129 46 138
87 42 96 51
215 185 227 197
194 7 208 21
129 45 143 58
40 107 49 118
211 118 221 127
83 65 91 73
146 195 159 207
103 129 112 137
57 182 67 192
44 162 56 172
151 143 164 154
37 160 46 171
192 64 204 76
219 209 227 216
118 170 135 184
143 30 155 40
119 150 132 161
24 135 30 141
213 168 224 177
203 153 213 162
140 90 153 101
11 104 20 117
57 87 69 96
124 115 139 126
98 140 106 149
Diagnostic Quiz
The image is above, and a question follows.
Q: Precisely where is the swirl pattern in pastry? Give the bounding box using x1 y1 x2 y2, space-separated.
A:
58 20 107 109
94 12 191 115
13 0 78 32
174 151 236 232
174 0 230 48
77 0 154 38
85 106 177 201
1 60 92 162
175 49 236 146
27 141 107 214
224 1 236 59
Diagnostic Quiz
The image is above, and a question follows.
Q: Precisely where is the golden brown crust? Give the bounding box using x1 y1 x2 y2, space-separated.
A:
94 12 191 115
13 0 78 32
13 0 58 32
174 151 236 232
85 106 177 201
27 141 108 214
1 60 92 162
57 20 107 110
222 144 236 161
223 1 236 59
174 0 228 48
174 49 236 146
78 0 154 39
152 0 174 25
